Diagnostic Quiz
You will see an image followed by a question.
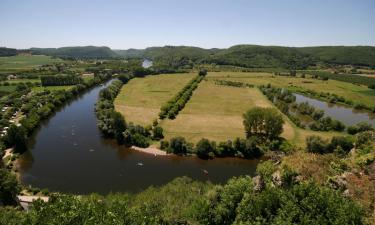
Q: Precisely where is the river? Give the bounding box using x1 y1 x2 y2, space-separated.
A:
17 80 258 194
294 93 375 126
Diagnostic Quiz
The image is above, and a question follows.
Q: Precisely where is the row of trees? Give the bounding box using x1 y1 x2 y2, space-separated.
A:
213 79 254 88
295 86 375 112
162 107 286 159
260 84 346 132
159 72 205 119
41 75 83 86
95 77 163 147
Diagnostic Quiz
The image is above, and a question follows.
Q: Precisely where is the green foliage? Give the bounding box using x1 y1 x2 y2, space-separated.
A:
30 46 117 59
3 125 27 152
41 75 83 86
168 136 189 154
0 47 18 56
233 182 364 225
152 126 164 140
306 135 330 154
159 73 204 119
0 169 21 205
243 107 284 140
195 138 216 159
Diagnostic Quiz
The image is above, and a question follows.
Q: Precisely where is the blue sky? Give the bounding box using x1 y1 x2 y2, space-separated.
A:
0 0 374 49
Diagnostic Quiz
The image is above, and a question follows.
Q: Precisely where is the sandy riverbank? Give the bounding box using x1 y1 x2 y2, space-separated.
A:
131 146 169 156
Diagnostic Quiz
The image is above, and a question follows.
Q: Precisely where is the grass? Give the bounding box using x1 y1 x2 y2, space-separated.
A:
160 79 296 143
0 55 61 72
2 79 41 84
206 72 375 108
114 73 196 126
32 86 74 92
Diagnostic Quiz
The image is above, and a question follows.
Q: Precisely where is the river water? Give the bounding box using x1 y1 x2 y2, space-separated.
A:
17 80 258 194
294 93 375 126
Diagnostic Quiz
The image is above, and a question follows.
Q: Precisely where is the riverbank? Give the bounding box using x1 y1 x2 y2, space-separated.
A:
131 145 169 156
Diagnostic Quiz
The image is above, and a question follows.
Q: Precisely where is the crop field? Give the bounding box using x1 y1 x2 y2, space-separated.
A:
0 55 61 72
114 73 196 126
206 72 375 108
160 79 296 143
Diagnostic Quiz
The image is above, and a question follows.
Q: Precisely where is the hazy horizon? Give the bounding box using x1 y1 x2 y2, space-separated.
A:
1 0 374 49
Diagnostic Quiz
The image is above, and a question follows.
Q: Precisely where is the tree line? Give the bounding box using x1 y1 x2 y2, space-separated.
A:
213 79 254 88
40 75 83 86
260 84 347 132
159 70 206 119
95 75 164 148
161 107 286 159
1 73 113 153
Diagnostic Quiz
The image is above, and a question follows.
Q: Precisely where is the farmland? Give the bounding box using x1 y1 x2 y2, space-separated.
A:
114 72 348 147
160 79 295 143
114 73 196 126
206 72 375 108
0 55 61 73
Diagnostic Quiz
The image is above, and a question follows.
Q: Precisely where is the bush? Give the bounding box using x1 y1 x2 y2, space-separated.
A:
306 135 329 154
152 126 164 140
195 138 215 159
169 137 188 154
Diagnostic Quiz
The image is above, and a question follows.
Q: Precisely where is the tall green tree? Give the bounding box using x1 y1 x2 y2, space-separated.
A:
243 107 284 140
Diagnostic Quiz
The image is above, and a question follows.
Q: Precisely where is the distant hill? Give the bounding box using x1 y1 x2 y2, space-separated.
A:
299 46 375 66
2 44 372 68
117 45 375 69
29 46 117 59
0 47 18 57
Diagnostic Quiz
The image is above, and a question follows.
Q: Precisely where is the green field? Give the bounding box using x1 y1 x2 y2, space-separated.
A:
0 55 61 72
114 73 196 126
206 72 375 108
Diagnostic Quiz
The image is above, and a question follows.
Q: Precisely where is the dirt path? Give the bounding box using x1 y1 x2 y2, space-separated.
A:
131 146 169 156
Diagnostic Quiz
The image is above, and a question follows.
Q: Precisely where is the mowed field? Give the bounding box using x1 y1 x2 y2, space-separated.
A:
114 73 196 126
206 72 375 108
0 55 61 72
160 79 296 143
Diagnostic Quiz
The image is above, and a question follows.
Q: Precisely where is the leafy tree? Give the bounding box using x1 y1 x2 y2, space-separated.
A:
0 169 20 205
152 126 164 140
306 135 329 154
243 107 284 140
168 137 188 154
195 138 215 159
4 125 27 152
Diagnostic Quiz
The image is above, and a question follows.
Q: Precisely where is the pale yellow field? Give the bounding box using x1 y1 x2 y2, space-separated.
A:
206 72 375 108
160 79 296 143
114 73 195 126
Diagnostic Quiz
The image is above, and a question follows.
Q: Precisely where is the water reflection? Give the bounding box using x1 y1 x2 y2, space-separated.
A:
18 80 258 194
294 93 375 126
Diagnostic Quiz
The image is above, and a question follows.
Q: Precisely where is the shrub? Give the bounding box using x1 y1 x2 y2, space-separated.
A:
152 126 164 140
195 138 215 159
306 135 329 154
169 137 188 154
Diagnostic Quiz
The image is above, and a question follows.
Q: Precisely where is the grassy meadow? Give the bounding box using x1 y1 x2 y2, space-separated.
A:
160 79 296 143
206 72 375 108
0 55 61 72
114 73 196 126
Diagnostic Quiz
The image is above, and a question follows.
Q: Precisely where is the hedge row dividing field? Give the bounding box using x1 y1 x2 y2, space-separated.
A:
159 74 205 119
114 73 195 126
160 78 296 143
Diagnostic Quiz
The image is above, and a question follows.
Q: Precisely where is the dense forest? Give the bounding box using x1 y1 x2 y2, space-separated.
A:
115 45 375 69
29 46 117 59
2 45 372 69
0 47 17 57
